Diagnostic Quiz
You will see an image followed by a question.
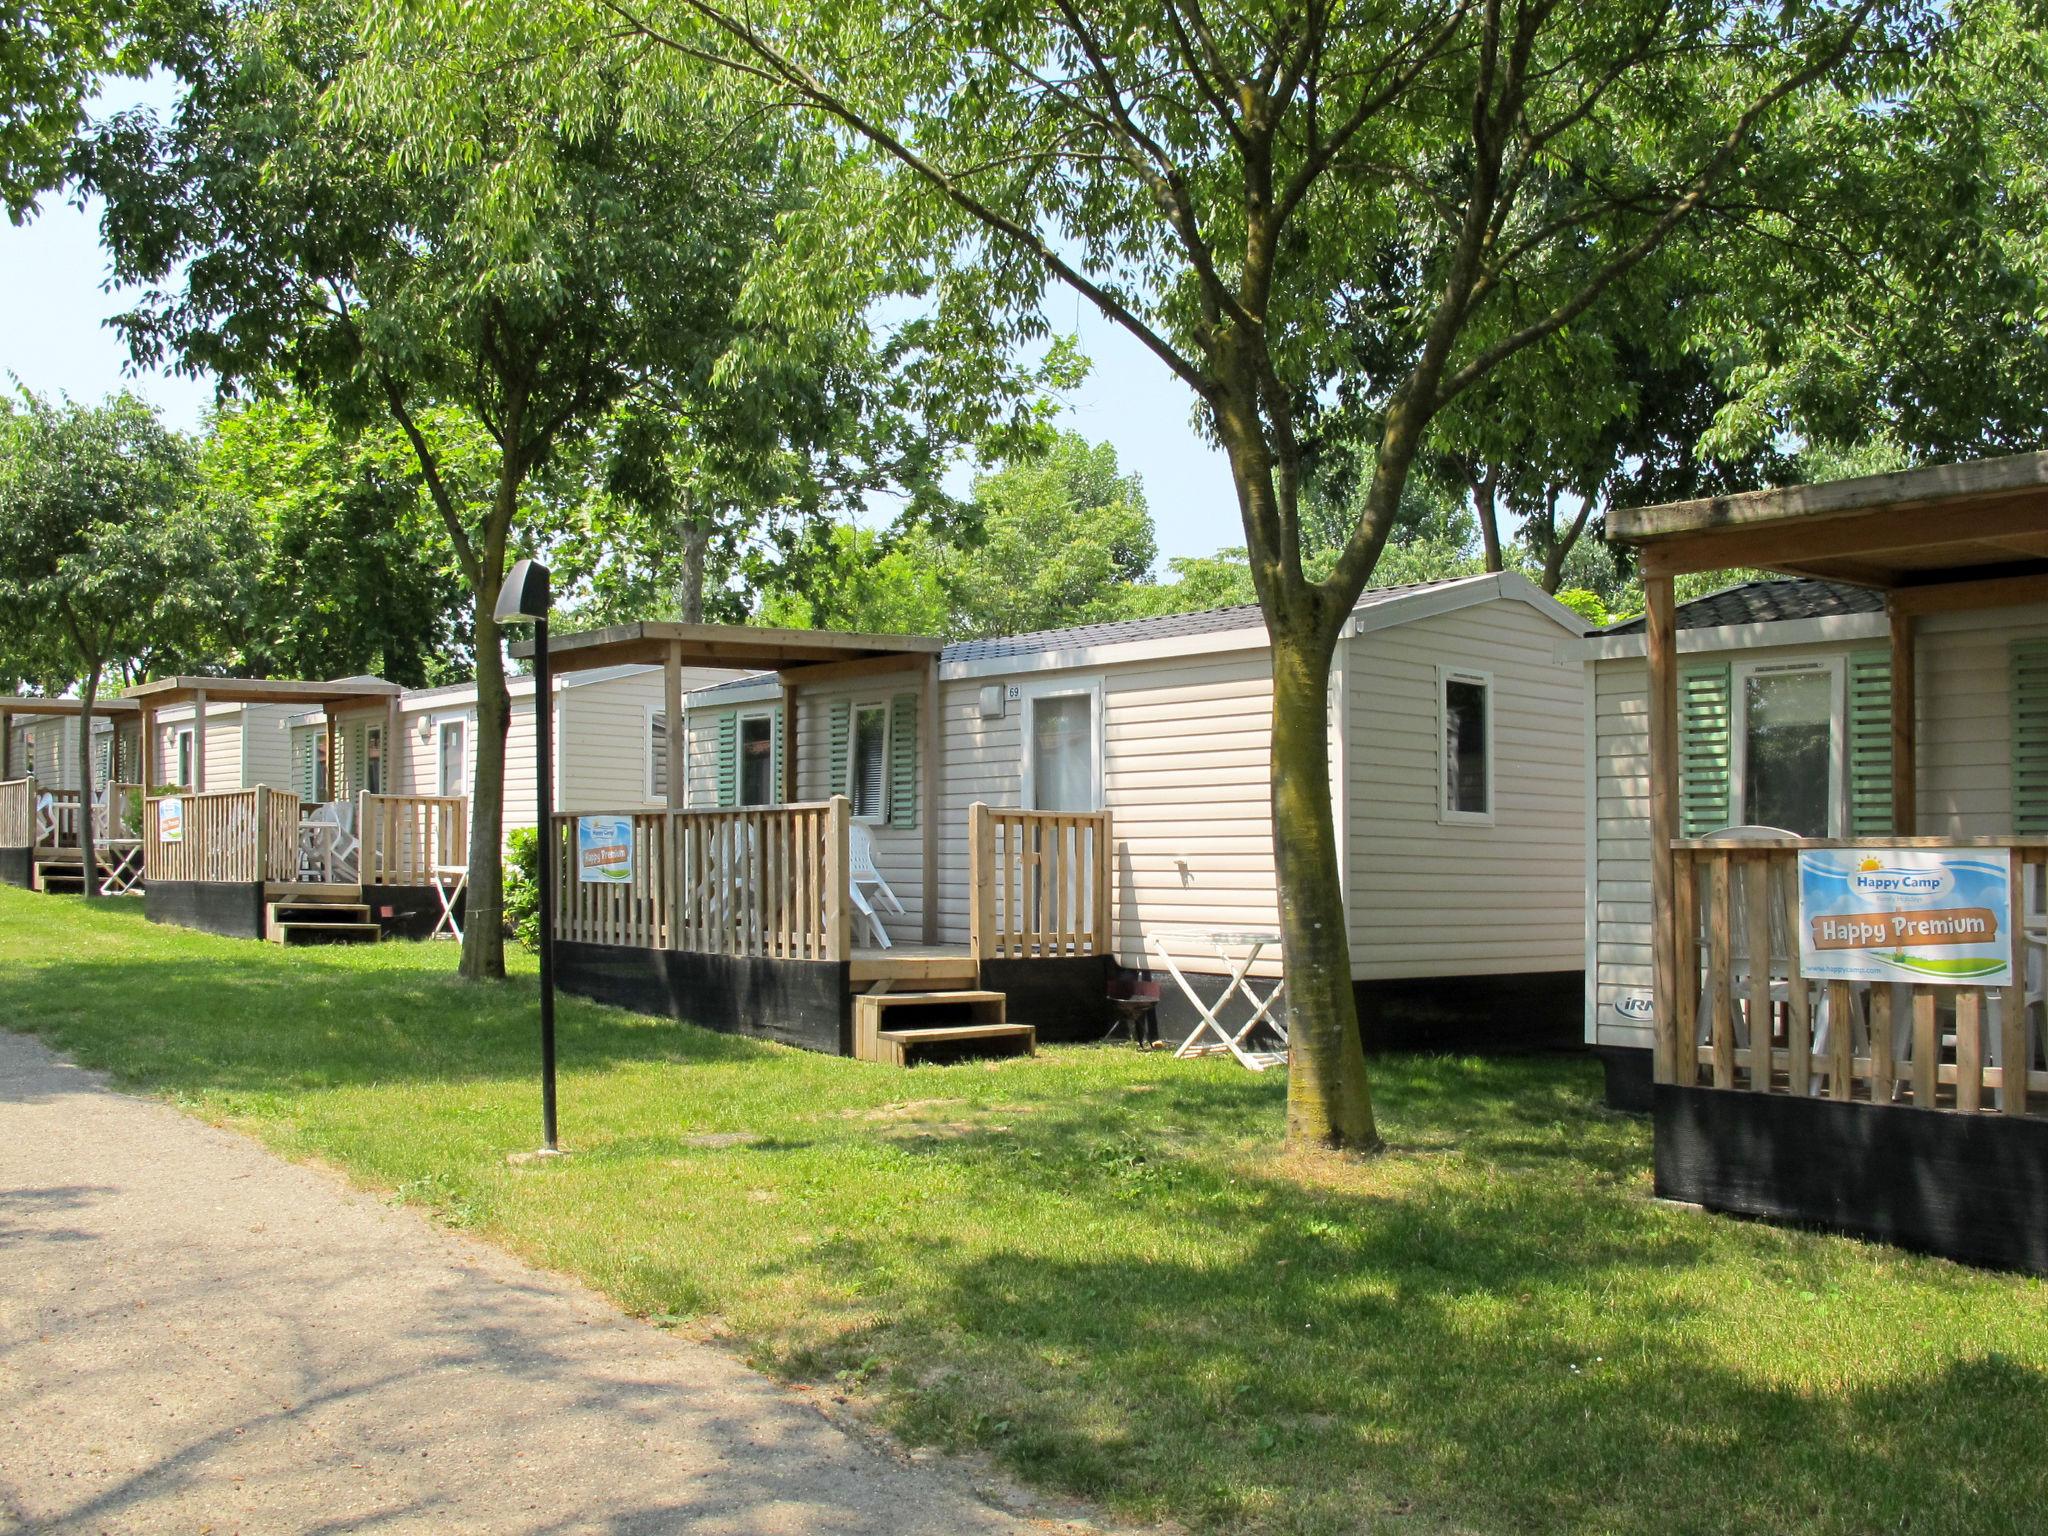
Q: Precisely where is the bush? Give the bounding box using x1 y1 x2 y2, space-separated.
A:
503 826 541 952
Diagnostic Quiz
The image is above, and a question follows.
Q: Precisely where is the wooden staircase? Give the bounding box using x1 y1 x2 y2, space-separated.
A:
31 849 84 895
852 987 1035 1067
266 884 380 946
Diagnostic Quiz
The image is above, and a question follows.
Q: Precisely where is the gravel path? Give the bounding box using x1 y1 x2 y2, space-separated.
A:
0 1030 1100 1535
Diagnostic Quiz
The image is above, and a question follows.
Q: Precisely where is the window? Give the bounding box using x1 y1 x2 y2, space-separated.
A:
1735 660 1842 838
647 709 670 801
851 703 889 820
437 719 468 798
173 726 195 788
1027 690 1098 812
316 732 330 801
1439 669 1493 823
738 713 775 806
365 726 385 795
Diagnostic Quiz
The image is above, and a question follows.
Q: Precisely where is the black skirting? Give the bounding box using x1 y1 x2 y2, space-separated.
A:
0 846 31 890
1654 1083 2048 1276
362 883 466 942
145 880 267 941
557 941 852 1055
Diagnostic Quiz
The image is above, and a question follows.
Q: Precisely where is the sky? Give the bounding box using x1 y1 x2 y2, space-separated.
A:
0 79 1247 568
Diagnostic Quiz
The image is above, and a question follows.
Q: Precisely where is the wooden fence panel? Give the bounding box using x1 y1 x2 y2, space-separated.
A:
359 793 468 885
0 777 34 847
143 786 296 884
968 805 1114 962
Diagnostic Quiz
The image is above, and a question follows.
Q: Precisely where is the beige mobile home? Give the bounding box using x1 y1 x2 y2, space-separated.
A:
0 695 144 892
536 571 1587 1056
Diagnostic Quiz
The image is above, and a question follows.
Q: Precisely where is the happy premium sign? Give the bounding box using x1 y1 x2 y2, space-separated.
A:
576 814 634 884
1797 848 2012 987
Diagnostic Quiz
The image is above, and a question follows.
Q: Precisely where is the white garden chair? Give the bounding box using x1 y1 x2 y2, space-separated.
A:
301 801 359 883
35 793 58 847
848 821 904 950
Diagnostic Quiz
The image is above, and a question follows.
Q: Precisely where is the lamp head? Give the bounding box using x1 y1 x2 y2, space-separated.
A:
495 559 552 625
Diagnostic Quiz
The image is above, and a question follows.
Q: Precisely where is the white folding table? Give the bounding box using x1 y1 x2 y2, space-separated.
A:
1150 928 1288 1071
430 862 468 941
96 839 145 897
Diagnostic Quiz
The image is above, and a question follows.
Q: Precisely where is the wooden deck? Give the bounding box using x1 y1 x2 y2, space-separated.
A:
849 943 978 990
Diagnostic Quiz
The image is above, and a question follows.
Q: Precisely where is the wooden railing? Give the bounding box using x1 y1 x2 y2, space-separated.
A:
550 798 852 962
41 788 81 847
96 782 143 841
359 792 467 885
969 804 1114 962
0 777 34 847
1670 838 2048 1116
145 786 302 884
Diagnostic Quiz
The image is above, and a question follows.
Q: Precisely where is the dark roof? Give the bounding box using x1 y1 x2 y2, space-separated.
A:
1603 578 1885 636
689 576 1498 699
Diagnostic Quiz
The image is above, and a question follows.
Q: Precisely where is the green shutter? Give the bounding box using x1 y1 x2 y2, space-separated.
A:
298 731 318 802
1679 663 1733 837
1847 650 1894 835
771 706 785 804
828 700 852 798
2013 640 2048 833
716 710 738 808
889 693 917 827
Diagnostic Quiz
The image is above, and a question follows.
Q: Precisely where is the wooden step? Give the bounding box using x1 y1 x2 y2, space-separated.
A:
269 920 381 946
849 950 981 989
268 900 372 925
853 990 1032 1066
33 869 86 894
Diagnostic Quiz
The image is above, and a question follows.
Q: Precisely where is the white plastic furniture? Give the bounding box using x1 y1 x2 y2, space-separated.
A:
431 861 467 941
1152 928 1288 1071
847 822 904 950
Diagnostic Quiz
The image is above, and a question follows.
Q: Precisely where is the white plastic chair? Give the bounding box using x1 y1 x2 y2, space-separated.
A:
302 802 359 883
35 792 57 846
848 822 904 950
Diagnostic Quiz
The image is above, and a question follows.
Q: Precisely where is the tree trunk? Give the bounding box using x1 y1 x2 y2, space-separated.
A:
679 497 709 625
1472 466 1504 573
460 573 511 981
77 662 100 903
1270 627 1380 1151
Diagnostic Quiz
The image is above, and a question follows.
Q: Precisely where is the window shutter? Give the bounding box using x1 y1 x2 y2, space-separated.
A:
1678 663 1733 837
772 707 785 804
1847 650 1894 835
299 733 318 802
889 693 917 827
828 700 852 797
2013 640 2048 833
715 710 738 808
649 711 668 800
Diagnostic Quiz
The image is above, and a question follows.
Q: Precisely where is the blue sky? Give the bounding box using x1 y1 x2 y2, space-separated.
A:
0 81 1246 569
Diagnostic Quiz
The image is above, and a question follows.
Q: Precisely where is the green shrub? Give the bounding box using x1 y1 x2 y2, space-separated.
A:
503 826 541 952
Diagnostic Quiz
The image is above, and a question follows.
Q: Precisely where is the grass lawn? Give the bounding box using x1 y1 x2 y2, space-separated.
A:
4 887 2047 1535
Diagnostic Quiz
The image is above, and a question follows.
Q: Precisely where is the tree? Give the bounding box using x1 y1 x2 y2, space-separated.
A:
0 389 218 891
193 396 469 685
466 0 1957 1149
82 0 821 979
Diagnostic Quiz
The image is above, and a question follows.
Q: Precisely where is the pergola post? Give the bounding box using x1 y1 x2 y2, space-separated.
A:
1889 601 1917 835
921 655 940 945
140 705 154 798
1645 574 1680 1087
192 687 208 794
1 708 11 781
324 713 338 804
664 641 686 810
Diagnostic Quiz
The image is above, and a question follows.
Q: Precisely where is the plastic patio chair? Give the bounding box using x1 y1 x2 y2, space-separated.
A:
848 821 904 950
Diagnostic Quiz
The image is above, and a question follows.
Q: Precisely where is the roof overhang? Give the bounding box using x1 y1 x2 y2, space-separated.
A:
0 694 140 717
512 622 943 679
123 676 403 712
1611 451 2048 603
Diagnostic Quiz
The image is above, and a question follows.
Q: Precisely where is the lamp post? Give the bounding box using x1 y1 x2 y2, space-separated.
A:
494 559 559 1155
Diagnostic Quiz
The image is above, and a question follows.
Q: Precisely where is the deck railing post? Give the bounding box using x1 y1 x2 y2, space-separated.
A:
968 802 994 965
253 786 271 887
825 795 852 962
1092 809 1113 957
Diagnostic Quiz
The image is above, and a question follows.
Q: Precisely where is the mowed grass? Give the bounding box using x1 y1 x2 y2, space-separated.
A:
4 888 2047 1535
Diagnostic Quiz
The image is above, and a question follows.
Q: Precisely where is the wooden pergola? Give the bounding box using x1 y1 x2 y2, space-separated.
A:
512 621 946 940
0 695 141 782
122 676 402 798
1613 448 2048 1089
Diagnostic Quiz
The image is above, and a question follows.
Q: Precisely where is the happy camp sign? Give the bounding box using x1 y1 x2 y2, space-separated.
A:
1797 849 2013 987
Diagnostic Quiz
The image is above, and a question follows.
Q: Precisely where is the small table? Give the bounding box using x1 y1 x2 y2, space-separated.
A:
97 839 145 897
430 862 468 941
1150 929 1288 1071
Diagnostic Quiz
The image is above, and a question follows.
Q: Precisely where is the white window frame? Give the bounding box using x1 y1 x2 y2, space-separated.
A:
1437 665 1496 827
364 724 385 796
173 724 196 788
1020 678 1104 813
737 709 777 807
1731 656 1847 838
848 699 891 823
435 715 470 800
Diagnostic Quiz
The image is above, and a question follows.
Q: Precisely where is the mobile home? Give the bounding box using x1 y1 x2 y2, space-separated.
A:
531 572 1589 1060
0 695 143 893
1600 450 2048 1274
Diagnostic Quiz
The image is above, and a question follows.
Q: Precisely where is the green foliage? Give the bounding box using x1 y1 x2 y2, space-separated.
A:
1551 588 1615 627
502 826 540 953
193 396 470 685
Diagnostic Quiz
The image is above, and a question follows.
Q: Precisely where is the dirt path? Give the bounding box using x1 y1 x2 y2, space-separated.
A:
0 1031 1095 1535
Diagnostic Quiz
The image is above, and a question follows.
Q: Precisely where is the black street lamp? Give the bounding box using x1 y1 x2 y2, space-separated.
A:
495 558 559 1155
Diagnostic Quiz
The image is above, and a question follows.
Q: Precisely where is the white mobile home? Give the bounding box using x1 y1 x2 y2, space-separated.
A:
0 695 144 892
543 571 1588 1055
